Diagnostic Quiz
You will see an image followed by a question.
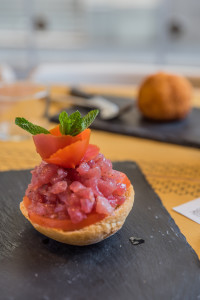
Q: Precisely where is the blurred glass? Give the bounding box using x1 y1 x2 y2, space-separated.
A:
0 81 48 141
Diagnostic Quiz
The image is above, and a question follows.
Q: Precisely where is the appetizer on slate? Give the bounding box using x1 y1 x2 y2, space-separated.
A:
15 110 134 245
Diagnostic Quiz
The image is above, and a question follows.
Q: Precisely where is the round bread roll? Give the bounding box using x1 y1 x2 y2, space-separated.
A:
20 184 134 246
138 72 192 121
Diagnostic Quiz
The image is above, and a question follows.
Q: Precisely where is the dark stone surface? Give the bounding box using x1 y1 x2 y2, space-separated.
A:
0 162 199 300
50 103 200 148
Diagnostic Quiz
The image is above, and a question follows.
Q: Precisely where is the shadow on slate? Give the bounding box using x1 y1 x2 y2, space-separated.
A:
50 105 200 149
0 162 199 300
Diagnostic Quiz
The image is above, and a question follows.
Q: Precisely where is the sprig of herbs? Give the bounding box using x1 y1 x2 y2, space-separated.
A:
58 109 99 136
15 109 99 136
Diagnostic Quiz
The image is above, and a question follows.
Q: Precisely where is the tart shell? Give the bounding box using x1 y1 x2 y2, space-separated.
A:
20 184 134 246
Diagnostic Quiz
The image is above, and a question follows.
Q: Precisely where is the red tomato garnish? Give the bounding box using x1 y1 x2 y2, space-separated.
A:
33 133 83 159
81 144 100 162
49 124 62 136
45 136 89 168
23 196 105 231
33 128 91 168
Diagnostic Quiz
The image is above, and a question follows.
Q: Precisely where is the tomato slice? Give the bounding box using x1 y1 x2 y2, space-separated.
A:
33 133 83 159
49 124 62 136
23 196 105 231
44 139 89 168
33 128 91 168
81 144 100 162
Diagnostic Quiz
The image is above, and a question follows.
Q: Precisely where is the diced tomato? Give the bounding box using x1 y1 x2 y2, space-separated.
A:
23 196 105 231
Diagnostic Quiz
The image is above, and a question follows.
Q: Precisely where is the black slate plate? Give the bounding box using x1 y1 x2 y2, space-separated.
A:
0 162 199 300
50 105 200 149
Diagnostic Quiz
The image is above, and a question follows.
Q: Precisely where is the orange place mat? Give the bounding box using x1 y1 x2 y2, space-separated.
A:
0 84 199 258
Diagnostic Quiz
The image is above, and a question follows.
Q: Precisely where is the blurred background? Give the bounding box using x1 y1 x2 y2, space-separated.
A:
0 0 200 84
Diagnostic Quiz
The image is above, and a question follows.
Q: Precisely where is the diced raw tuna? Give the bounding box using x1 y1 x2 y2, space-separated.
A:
96 196 114 215
30 162 58 188
98 178 117 197
70 181 85 193
50 181 68 194
26 152 129 223
77 162 90 175
80 197 95 214
67 207 86 223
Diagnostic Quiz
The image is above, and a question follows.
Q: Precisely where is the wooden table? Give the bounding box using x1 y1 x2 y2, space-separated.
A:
1 84 199 258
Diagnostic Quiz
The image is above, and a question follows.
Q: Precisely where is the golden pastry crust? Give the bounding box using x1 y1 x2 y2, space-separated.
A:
20 184 134 246
138 72 192 121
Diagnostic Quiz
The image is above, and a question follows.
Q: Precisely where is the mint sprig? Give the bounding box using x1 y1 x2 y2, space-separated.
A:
59 109 99 136
15 109 99 136
15 117 50 135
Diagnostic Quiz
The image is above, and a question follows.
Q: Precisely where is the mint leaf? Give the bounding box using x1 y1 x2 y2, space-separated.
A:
70 109 99 136
82 109 99 129
59 111 71 135
57 109 99 136
15 117 50 135
70 122 85 136
59 110 82 135
69 111 82 124
69 111 83 136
